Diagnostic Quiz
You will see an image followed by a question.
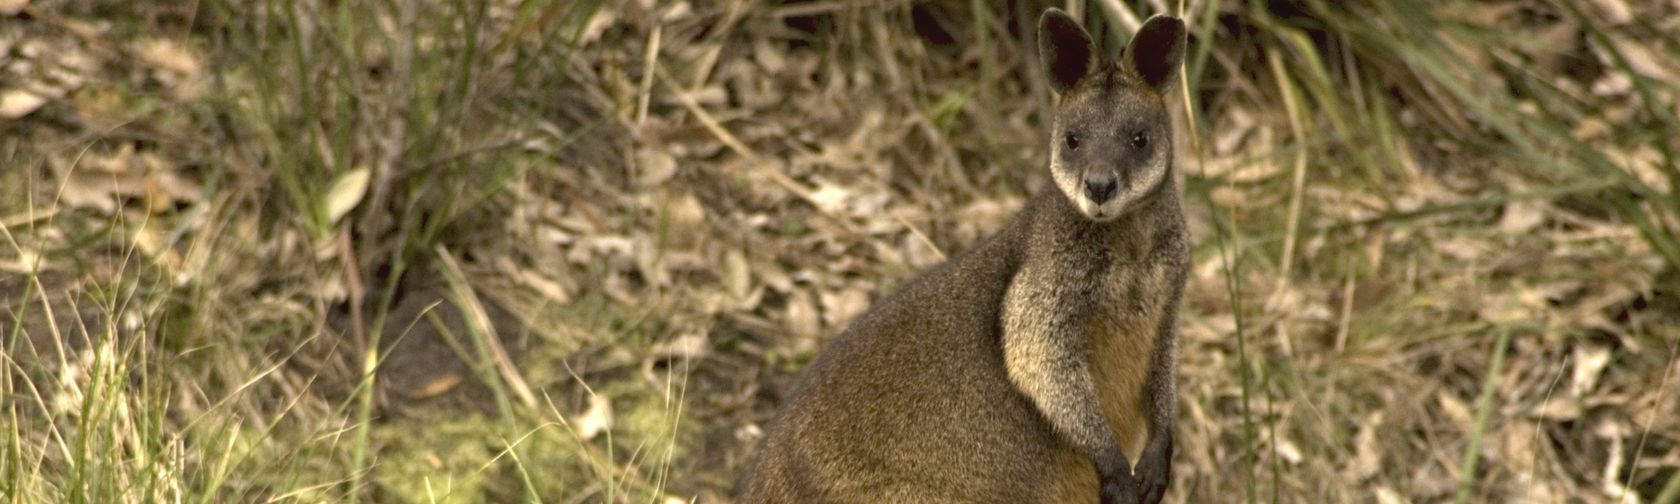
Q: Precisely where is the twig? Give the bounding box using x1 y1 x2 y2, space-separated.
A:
636 23 661 127
434 244 538 411
1094 0 1142 35
658 70 821 207
893 210 946 262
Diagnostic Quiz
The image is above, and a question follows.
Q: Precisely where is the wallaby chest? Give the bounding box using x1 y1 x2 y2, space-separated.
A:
1086 250 1175 460
1031 213 1184 503
1027 199 1183 458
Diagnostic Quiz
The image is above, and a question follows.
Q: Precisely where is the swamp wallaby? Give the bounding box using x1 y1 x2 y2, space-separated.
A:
740 9 1189 504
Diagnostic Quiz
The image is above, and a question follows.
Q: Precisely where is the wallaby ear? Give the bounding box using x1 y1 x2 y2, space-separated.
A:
1121 15 1187 92
1038 9 1096 94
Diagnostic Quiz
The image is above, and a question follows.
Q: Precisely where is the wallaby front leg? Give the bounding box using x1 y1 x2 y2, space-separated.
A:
1132 322 1177 504
1003 269 1135 504
1134 261 1186 504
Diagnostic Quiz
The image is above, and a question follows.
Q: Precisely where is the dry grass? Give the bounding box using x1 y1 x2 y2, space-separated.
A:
2 0 1678 502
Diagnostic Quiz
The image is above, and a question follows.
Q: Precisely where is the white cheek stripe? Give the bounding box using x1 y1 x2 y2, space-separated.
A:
1050 145 1085 212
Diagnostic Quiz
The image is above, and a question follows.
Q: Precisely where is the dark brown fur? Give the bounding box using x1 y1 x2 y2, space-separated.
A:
740 10 1188 504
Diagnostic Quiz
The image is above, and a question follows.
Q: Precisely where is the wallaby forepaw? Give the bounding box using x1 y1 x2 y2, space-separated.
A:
1133 437 1173 504
1133 460 1169 504
1098 474 1139 504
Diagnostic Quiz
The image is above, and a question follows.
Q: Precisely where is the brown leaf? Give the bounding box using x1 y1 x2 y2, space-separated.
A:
323 168 370 225
133 38 202 76
1586 0 1632 24
723 249 752 301
819 285 870 328
635 148 678 187
0 89 47 119
1497 200 1546 234
1437 392 1473 430
0 0 26 16
1348 413 1383 480
574 394 613 441
1570 344 1612 397
412 372 465 398
652 332 709 360
1531 394 1582 421
784 288 820 341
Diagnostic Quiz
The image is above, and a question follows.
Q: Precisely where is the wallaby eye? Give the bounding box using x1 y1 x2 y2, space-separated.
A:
1131 131 1149 150
1065 133 1080 150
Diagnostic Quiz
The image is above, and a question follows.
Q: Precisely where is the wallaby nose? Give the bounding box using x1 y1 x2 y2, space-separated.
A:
1083 175 1117 203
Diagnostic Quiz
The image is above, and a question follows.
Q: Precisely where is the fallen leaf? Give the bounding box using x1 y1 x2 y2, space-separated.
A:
1272 434 1303 464
734 423 763 443
324 168 371 225
1437 236 1487 262
658 1 691 22
1374 487 1408 504
1438 392 1473 429
1586 0 1632 24
413 373 464 398
1209 186 1246 209
131 216 180 268
59 172 119 213
574 394 613 440
577 8 618 45
0 0 25 17
819 285 870 328
808 181 851 214
503 258 572 303
636 148 677 187
724 249 751 300
1531 394 1581 420
1499 420 1539 474
1570 344 1612 397
652 332 708 359
133 38 202 76
1348 415 1382 480
1497 200 1545 234
1606 34 1678 83
666 192 707 247
0 89 47 119
785 288 820 341
753 38 786 74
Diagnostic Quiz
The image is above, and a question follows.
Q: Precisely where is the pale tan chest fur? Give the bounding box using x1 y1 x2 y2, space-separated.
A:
1036 260 1172 504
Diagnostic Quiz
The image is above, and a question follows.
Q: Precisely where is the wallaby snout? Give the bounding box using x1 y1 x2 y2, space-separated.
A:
1084 174 1118 203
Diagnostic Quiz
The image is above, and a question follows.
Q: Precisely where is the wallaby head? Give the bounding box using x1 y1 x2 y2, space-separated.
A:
1039 10 1187 222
